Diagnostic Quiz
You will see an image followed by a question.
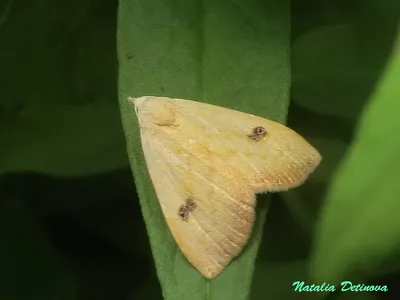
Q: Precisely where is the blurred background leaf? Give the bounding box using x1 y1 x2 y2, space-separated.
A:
310 32 400 284
0 0 127 176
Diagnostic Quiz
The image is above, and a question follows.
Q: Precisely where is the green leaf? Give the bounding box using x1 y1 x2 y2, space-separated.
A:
311 33 400 283
118 0 290 299
0 0 126 176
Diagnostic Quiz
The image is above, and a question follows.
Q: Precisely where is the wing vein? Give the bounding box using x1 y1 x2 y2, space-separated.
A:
192 200 248 246
191 217 231 262
156 137 253 210
150 138 250 249
175 150 252 213
183 109 261 174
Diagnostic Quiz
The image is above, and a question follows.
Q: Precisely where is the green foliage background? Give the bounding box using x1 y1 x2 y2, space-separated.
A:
1 0 399 299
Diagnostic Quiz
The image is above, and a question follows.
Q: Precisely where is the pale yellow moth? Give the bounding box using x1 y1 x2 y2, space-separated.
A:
129 96 321 279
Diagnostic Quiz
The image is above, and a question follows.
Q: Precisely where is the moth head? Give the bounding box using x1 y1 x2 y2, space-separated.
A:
130 96 176 126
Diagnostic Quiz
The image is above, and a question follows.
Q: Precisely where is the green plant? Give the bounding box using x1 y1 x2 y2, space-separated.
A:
1 0 399 299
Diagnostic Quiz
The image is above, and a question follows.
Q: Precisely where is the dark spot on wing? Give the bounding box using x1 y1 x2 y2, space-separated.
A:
177 198 197 221
185 198 196 211
178 205 190 221
248 126 268 142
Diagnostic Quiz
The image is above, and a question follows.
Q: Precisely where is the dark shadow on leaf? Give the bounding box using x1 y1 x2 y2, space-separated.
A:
287 101 356 144
0 170 162 300
291 0 361 41
258 193 311 263
367 269 400 300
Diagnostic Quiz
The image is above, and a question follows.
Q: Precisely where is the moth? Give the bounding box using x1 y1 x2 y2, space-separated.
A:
129 96 321 279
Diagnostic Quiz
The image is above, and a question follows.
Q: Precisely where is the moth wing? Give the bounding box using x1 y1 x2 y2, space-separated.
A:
168 98 321 193
140 131 255 279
